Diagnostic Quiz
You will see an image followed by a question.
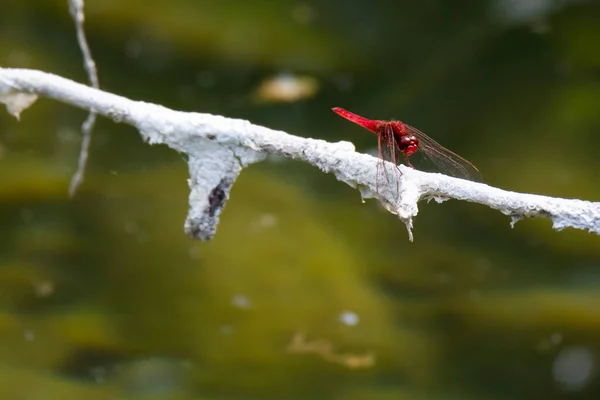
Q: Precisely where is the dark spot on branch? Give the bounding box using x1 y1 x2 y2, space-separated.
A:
208 180 228 217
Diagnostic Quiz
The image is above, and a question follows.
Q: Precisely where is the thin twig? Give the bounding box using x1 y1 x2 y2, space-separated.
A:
67 0 99 197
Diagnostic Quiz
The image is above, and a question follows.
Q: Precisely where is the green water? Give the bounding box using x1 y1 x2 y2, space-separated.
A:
0 1 599 399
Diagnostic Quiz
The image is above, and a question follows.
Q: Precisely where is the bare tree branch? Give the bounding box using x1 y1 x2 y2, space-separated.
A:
67 0 100 198
1 67 599 241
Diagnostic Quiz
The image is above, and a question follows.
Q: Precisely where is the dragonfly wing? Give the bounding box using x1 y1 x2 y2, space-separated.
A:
406 124 482 182
376 124 401 195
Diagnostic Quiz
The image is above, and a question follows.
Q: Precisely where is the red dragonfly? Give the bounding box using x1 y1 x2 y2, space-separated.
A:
332 107 482 188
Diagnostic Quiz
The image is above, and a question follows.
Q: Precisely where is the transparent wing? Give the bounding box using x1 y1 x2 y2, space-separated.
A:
406 124 482 182
378 124 398 165
377 124 401 196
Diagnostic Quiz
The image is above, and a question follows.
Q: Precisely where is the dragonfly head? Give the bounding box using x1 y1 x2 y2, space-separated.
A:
391 122 418 156
397 134 419 157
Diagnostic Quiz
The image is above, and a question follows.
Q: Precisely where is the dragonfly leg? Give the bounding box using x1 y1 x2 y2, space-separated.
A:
404 154 415 169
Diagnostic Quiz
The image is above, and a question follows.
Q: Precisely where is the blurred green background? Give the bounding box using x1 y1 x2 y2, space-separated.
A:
1 0 600 399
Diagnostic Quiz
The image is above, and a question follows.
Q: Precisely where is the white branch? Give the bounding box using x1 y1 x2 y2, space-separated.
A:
1 67 599 241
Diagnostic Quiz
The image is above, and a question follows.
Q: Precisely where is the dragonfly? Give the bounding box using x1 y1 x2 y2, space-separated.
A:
332 107 482 194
